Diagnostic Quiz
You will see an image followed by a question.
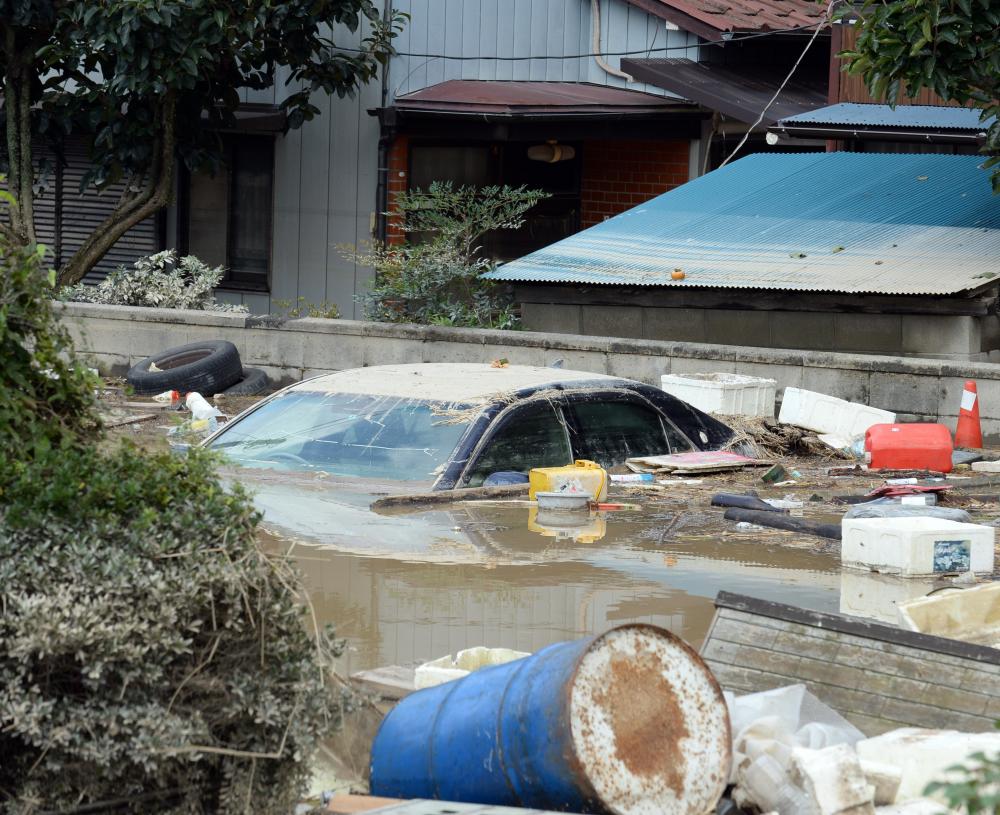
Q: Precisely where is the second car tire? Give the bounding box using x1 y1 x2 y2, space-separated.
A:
126 340 244 396
221 367 271 396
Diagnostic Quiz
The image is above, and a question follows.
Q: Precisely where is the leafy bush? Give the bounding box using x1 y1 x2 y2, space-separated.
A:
354 181 548 329
0 217 340 812
0 233 100 457
356 242 519 330
924 727 1000 814
0 447 343 814
60 250 248 313
273 296 342 319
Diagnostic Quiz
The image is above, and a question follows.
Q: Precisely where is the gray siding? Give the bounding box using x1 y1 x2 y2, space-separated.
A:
390 0 699 99
206 1 700 314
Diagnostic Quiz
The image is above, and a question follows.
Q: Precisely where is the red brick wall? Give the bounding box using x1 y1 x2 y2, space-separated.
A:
580 139 690 228
386 135 409 244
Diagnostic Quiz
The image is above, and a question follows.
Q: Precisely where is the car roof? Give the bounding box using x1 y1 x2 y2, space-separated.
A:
291 363 625 403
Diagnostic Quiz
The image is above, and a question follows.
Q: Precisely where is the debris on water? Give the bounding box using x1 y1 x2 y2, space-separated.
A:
762 463 788 483
626 450 763 476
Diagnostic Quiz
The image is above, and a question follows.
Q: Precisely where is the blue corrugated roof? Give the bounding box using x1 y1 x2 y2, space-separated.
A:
485 152 1000 296
780 103 994 131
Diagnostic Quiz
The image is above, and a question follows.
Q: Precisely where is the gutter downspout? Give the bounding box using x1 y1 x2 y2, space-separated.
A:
591 0 633 83
375 0 393 246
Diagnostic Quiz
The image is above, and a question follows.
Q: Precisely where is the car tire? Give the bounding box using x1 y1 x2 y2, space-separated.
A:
221 367 271 396
127 340 243 396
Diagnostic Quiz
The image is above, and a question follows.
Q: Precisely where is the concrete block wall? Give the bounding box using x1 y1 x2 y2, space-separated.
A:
521 303 987 360
61 302 1000 438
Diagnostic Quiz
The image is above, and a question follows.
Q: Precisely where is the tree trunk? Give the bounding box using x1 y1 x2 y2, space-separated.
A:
2 30 37 249
57 97 177 287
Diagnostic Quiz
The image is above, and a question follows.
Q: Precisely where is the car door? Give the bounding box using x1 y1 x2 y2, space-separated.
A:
564 392 694 469
460 399 573 487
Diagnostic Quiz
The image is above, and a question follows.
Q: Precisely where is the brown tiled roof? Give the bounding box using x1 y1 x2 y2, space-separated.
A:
624 0 829 40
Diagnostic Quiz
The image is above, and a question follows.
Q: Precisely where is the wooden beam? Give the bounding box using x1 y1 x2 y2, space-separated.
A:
513 284 997 317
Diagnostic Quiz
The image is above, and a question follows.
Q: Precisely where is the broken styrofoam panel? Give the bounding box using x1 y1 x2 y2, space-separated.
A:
414 647 529 690
856 729 1000 804
873 801 945 814
897 580 1000 648
858 760 902 807
971 459 1000 473
779 387 895 437
790 744 876 815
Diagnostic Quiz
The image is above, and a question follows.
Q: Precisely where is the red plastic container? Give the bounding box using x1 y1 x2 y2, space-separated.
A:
865 423 953 473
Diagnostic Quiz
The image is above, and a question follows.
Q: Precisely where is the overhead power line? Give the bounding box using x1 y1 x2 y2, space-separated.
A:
351 21 825 62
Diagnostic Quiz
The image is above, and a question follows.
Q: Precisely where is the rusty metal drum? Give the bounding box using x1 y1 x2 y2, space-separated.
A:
369 624 731 815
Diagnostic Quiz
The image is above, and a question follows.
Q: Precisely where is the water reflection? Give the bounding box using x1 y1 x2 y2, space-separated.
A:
267 501 842 677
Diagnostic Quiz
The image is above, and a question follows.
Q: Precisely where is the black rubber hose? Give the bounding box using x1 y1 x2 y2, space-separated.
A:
711 493 787 513
723 508 842 540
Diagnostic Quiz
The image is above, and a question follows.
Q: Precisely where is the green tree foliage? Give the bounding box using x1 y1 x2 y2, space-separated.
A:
0 205 343 812
354 181 548 329
0 187 99 458
840 0 1000 190
0 0 405 284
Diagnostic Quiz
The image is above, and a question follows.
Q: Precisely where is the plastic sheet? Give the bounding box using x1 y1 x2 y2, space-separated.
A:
728 684 865 815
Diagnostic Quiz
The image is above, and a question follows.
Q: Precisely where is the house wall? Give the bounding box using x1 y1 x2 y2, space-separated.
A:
204 0 701 316
60 302 1000 439
518 300 992 360
580 139 691 228
388 0 699 101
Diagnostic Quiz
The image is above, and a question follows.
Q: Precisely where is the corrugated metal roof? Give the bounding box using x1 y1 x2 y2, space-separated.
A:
624 0 827 38
621 58 826 124
780 103 994 131
392 81 687 117
485 152 1000 296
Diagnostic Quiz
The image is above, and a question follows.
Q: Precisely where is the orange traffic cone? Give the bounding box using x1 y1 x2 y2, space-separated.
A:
955 379 983 449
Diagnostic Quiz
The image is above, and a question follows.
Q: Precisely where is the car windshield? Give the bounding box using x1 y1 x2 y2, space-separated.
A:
208 391 473 483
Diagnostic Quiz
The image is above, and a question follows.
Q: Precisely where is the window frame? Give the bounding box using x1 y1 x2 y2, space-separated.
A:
178 133 276 293
457 396 573 488
560 390 696 464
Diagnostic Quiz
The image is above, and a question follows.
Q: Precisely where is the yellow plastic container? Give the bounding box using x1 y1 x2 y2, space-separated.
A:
529 459 608 502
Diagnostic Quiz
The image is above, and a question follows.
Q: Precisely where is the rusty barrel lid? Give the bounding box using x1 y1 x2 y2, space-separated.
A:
568 624 731 815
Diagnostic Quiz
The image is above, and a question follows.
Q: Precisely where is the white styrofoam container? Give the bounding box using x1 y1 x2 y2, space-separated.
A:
841 516 995 578
660 373 777 417
778 386 895 437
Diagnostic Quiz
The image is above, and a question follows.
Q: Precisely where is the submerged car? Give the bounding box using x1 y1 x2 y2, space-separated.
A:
205 363 733 490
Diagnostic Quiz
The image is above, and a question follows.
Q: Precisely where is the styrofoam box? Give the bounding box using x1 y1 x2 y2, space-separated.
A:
660 373 777 417
841 516 995 578
778 386 895 437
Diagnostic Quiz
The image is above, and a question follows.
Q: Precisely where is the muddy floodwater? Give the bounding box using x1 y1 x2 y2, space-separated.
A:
265 489 844 677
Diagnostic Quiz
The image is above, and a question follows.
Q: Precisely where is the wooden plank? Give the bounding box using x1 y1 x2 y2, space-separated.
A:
103 413 159 429
442 0 464 84
511 0 532 82
350 666 416 700
513 284 996 316
270 80 303 305
714 592 1000 666
562 0 585 83
327 795 404 814
295 72 333 304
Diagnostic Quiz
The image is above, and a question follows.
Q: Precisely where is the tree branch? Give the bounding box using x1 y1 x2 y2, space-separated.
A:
58 96 177 286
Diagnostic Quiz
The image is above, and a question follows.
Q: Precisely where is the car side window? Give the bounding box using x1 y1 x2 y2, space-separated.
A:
464 401 572 487
570 399 691 468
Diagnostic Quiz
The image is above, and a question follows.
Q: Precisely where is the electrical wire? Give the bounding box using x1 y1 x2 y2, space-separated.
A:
718 2 834 167
348 21 825 62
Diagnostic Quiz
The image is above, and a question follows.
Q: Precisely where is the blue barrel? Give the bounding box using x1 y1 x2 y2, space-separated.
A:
369 624 730 815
